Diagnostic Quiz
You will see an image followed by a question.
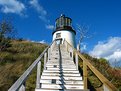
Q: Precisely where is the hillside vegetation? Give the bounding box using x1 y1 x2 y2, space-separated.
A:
0 40 121 91
79 53 121 90
0 40 47 91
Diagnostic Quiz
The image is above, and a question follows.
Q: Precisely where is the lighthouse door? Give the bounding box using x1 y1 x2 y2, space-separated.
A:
55 39 62 45
55 33 62 45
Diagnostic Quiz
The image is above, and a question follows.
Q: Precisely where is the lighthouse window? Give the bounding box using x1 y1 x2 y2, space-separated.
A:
65 18 68 26
68 19 70 26
56 19 59 27
61 18 63 26
56 33 61 38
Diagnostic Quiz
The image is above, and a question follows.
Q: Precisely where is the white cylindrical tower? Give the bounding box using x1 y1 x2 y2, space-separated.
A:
52 14 76 48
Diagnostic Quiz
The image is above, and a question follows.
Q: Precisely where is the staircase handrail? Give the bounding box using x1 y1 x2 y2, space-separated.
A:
64 40 117 91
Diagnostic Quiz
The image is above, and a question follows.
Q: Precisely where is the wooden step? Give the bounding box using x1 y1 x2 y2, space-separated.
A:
47 60 74 62
41 76 82 80
46 63 75 65
43 70 79 73
46 66 76 68
40 84 84 89
40 79 84 85
46 64 75 66
42 73 81 76
46 68 77 71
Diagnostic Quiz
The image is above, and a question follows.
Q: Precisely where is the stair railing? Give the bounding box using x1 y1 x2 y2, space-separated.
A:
8 41 56 91
63 40 117 91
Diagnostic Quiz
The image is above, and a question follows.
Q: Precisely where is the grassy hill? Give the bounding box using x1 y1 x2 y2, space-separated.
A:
0 40 47 91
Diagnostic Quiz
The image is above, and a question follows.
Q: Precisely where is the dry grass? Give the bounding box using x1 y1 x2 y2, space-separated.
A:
0 40 47 91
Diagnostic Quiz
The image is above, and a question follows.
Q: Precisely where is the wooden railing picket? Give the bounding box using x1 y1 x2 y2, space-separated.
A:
44 52 47 70
83 61 87 89
75 52 78 70
18 82 26 91
36 61 41 88
48 48 50 61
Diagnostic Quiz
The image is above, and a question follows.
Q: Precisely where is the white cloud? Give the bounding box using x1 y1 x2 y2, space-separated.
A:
39 15 48 23
89 37 121 66
29 0 47 15
29 0 48 22
29 0 53 29
38 40 46 44
31 40 46 44
46 24 54 30
0 0 25 15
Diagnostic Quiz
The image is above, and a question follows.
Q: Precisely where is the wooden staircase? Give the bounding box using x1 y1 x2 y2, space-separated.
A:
8 40 117 91
35 44 84 91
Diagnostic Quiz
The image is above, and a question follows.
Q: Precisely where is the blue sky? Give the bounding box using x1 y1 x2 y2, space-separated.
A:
0 0 121 66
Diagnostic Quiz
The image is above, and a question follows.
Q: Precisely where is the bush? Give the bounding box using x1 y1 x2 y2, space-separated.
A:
0 19 16 51
81 53 121 89
0 38 11 51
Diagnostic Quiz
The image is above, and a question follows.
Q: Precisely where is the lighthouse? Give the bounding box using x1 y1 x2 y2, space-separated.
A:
52 14 76 48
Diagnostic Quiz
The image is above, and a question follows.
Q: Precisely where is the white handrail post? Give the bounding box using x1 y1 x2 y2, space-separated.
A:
50 41 54 52
77 44 80 52
75 44 79 70
103 84 111 91
48 48 50 61
36 61 41 88
83 60 87 89
75 52 78 70
18 82 26 91
44 52 47 70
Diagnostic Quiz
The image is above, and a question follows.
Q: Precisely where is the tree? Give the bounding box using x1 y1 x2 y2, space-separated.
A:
0 19 15 51
76 24 91 52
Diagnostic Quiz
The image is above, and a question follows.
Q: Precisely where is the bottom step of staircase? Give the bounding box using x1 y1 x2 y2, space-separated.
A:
35 88 89 91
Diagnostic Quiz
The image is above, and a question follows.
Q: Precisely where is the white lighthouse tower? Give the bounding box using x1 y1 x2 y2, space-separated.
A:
52 14 76 48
